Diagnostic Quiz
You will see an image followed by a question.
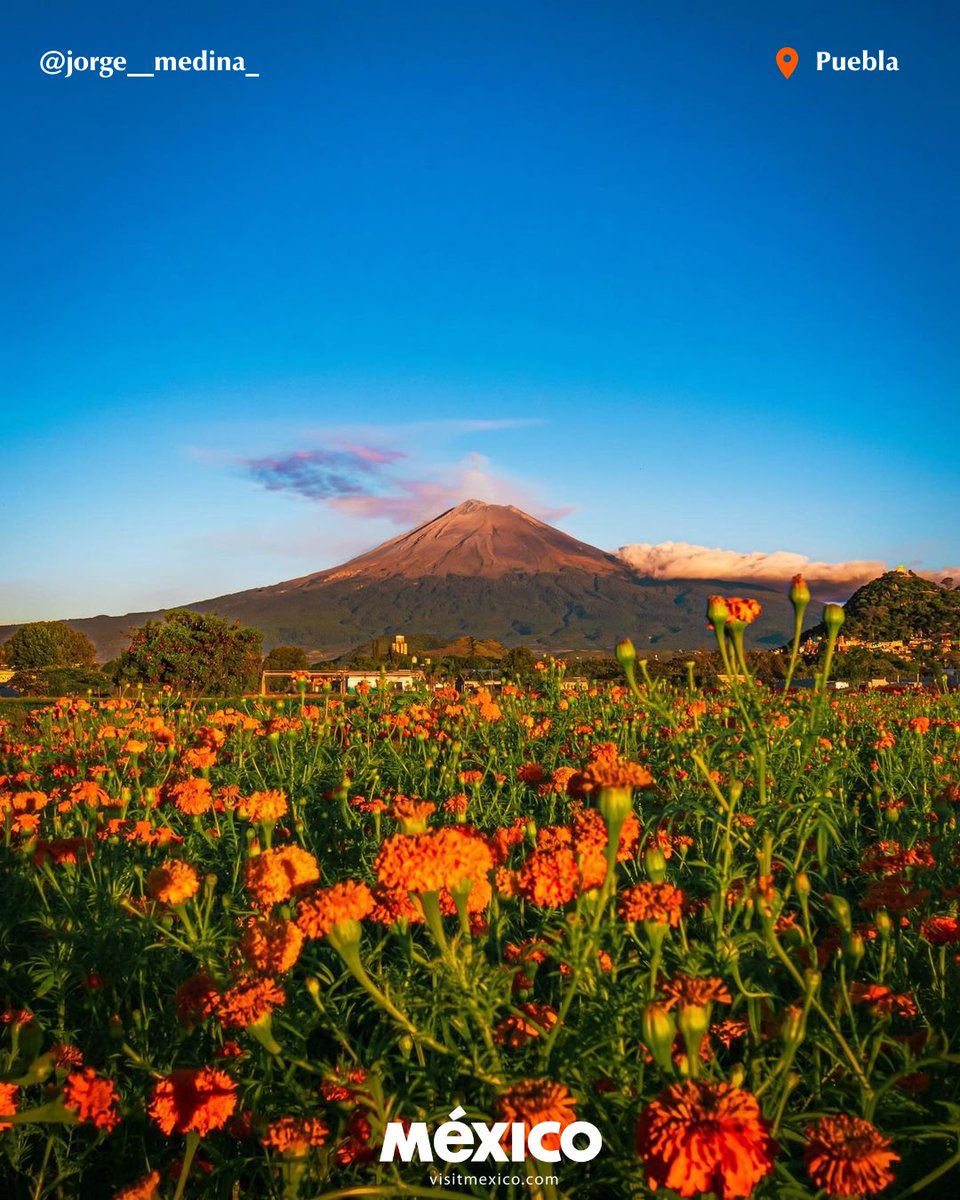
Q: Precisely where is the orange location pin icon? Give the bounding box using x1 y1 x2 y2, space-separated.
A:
776 47 799 78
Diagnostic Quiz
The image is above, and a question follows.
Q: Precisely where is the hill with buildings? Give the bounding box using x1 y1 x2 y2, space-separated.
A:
802 568 960 652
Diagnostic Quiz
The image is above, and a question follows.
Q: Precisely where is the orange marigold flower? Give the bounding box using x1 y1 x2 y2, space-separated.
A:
50 1042 84 1068
804 1115 899 1198
320 1065 369 1103
577 758 654 794
0 1082 18 1130
920 915 960 945
388 795 436 825
296 881 374 940
618 882 686 926
148 1067 237 1136
659 974 732 1010
33 837 94 868
147 859 200 906
244 846 320 908
236 790 289 823
175 973 219 1028
635 1081 776 1199
70 781 111 808
436 826 495 896
490 818 529 865
113 1171 161 1200
368 883 424 926
516 847 580 908
725 597 762 625
908 716 931 735
166 778 214 816
262 1115 328 1155
181 747 217 771
336 1110 374 1166
494 1002 558 1048
239 917 304 974
850 983 917 1020
214 977 286 1029
374 831 447 894
62 1068 121 1132
497 1079 578 1155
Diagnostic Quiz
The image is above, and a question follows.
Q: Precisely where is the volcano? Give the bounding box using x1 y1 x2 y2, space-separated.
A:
1 501 797 659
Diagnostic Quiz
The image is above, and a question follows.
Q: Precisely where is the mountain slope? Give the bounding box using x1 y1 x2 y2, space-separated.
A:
0 501 799 659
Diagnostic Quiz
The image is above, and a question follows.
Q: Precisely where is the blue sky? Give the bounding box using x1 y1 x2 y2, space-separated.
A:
3 1 957 620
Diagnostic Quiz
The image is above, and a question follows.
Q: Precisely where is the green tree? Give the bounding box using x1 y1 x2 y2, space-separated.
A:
263 644 310 672
502 645 537 681
3 621 97 669
116 610 263 695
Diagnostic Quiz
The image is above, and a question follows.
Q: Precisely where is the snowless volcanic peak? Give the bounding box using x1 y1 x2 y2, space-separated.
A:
312 499 627 582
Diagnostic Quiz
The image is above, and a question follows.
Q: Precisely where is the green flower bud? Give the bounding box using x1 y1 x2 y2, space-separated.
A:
615 639 637 666
789 574 811 609
641 1003 677 1074
645 845 667 883
823 603 846 633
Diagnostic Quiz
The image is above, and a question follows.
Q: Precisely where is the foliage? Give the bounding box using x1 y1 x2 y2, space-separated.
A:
115 609 262 696
2 621 97 670
6 667 110 698
262 645 310 672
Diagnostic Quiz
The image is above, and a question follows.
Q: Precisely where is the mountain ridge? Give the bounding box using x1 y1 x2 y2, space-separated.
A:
0 500 804 659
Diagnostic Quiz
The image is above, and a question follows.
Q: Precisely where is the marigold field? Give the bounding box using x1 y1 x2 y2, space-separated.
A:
2 639 960 1197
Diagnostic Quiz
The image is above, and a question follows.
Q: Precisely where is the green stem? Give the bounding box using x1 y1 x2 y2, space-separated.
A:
172 1131 200 1200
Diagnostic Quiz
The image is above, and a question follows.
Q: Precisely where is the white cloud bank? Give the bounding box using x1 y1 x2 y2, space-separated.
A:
617 541 960 596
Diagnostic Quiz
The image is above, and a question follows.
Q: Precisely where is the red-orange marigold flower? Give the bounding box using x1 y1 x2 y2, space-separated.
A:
0 1082 18 1130
236 790 289 822
148 1067 237 1136
62 1068 121 1132
147 860 200 906
497 1079 578 1155
618 882 686 926
920 915 960 945
167 778 213 816
850 983 917 1020
244 846 320 908
635 1081 776 1199
296 881 374 939
214 978 286 1029
239 917 304 974
516 847 580 908
262 1115 329 1155
658 974 733 1010
113 1171 161 1200
804 1115 899 1198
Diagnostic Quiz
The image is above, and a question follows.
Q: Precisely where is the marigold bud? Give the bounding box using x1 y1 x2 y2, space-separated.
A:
843 932 865 971
781 1004 805 1050
789 574 811 609
706 595 730 626
823 603 846 632
645 845 667 883
795 871 811 898
598 785 633 830
641 1003 677 1074
827 893 852 932
875 910 893 939
677 1002 711 1068
615 639 637 666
